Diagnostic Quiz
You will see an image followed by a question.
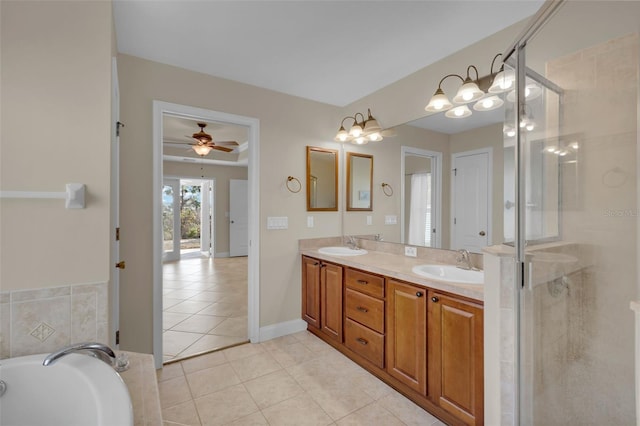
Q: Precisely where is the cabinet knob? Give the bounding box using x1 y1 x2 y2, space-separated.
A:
416 291 423 297
356 337 368 345
313 262 319 266
431 296 439 302
356 306 369 313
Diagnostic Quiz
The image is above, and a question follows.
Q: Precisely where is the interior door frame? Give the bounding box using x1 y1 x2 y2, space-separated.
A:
450 147 493 251
152 101 260 368
400 146 443 248
110 57 120 348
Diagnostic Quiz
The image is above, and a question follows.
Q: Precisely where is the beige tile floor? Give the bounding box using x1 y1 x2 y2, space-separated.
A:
163 256 248 362
157 331 446 426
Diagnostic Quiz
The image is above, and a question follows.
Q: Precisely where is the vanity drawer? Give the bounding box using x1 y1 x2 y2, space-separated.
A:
344 318 384 368
345 288 384 334
345 268 384 298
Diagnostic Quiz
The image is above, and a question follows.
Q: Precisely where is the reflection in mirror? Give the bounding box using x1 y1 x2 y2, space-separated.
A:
347 152 373 211
401 147 442 248
307 146 338 211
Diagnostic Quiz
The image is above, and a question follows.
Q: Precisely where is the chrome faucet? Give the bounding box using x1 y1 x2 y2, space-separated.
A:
42 342 116 367
456 249 473 270
345 235 359 250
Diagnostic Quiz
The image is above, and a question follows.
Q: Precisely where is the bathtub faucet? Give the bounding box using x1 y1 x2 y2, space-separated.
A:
42 342 116 367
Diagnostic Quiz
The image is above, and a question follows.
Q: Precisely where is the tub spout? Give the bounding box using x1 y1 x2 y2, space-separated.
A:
43 342 116 367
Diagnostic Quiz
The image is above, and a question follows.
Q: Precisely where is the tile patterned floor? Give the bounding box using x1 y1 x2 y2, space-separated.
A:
157 331 447 426
163 256 248 362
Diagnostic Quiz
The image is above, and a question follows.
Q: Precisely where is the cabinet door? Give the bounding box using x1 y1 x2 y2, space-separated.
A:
320 262 343 342
386 279 427 394
428 291 484 426
301 256 321 328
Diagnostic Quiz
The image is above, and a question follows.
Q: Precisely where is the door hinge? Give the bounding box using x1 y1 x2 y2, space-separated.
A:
115 330 120 345
116 227 120 241
454 218 457 225
116 121 125 137
453 168 457 176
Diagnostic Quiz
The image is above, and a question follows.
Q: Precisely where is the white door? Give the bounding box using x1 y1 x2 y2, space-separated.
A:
452 149 491 252
200 180 214 257
229 179 248 257
162 178 181 261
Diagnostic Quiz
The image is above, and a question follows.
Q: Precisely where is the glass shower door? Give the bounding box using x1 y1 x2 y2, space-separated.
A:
510 2 639 425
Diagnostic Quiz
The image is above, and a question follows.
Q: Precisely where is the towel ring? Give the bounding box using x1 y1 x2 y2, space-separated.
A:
381 183 393 197
286 176 302 193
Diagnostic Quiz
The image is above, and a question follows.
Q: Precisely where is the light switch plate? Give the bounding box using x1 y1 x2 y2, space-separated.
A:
267 216 288 230
366 215 372 225
307 216 314 228
404 246 417 257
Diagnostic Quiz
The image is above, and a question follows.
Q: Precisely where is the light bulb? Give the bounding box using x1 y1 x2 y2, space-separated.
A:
456 108 466 116
354 137 366 145
526 122 535 131
368 132 381 141
350 125 362 138
433 99 445 110
462 90 473 101
546 146 557 153
482 98 494 109
571 142 579 150
507 129 516 137
558 150 568 156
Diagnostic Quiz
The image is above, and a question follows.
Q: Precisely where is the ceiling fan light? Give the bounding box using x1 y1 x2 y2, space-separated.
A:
445 105 472 118
192 144 213 156
452 78 484 104
473 95 504 111
425 88 453 112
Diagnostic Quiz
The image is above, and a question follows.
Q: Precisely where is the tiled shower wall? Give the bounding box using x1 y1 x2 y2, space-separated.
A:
0 282 108 359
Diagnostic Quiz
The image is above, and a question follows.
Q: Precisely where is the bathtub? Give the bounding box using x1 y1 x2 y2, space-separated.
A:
0 352 133 425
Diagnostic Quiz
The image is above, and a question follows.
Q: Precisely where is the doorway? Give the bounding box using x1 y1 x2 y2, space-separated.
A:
451 148 492 252
152 101 260 368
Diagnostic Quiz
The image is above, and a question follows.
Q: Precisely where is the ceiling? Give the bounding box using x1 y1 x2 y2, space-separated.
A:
113 1 544 108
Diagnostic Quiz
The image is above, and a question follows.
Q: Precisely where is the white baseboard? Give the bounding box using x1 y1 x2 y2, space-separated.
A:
259 319 307 342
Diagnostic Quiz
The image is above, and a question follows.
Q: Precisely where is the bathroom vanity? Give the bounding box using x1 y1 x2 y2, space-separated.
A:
300 240 484 426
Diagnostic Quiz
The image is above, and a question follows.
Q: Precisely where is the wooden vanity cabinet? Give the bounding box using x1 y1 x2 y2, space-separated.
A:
344 268 386 368
301 256 321 329
301 256 343 342
302 255 484 426
428 291 484 426
386 279 427 394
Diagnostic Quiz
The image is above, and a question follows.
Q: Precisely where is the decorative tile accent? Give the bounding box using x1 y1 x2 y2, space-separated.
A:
0 281 109 358
30 322 55 342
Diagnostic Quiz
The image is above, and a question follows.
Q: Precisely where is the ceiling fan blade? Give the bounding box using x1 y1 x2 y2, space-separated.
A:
381 128 397 137
211 145 234 153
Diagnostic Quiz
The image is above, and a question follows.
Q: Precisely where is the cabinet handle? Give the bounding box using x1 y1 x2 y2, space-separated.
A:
313 262 319 266
320 264 326 268
356 280 368 285
416 291 423 297
356 337 368 345
431 296 439 302
356 306 369 313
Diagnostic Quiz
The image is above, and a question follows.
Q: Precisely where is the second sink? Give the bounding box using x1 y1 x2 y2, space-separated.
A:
412 264 484 285
318 246 368 256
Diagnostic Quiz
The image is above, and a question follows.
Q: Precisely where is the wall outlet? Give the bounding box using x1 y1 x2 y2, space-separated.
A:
404 246 417 257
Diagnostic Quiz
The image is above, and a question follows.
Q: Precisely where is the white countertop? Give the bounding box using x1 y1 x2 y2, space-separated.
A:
301 247 484 302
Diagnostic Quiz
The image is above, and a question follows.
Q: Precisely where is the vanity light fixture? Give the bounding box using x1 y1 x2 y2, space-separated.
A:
425 54 506 119
335 109 384 144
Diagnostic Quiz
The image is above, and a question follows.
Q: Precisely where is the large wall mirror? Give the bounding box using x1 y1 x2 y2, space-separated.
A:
307 146 338 211
346 152 373 211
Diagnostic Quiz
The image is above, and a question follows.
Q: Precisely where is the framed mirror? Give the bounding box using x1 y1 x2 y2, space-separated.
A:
346 152 373 211
307 146 338 211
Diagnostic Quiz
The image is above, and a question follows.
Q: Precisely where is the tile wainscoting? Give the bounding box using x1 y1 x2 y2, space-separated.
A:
0 281 108 359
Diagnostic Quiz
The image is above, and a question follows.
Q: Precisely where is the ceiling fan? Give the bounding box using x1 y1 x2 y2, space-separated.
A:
187 122 239 155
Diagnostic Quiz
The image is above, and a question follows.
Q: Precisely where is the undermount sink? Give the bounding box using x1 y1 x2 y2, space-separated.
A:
318 246 368 256
412 264 484 285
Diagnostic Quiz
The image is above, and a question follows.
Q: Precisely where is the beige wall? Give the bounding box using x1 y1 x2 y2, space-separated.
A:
1 1 113 290
163 161 248 255
117 54 344 352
